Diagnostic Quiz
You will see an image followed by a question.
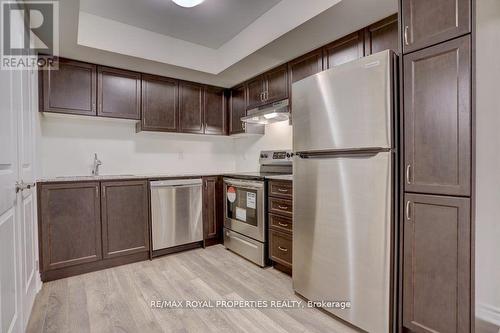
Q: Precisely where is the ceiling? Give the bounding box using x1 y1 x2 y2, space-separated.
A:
80 0 282 49
53 0 397 87
76 0 344 74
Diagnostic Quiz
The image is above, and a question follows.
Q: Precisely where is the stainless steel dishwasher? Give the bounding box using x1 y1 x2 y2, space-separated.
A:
150 179 203 251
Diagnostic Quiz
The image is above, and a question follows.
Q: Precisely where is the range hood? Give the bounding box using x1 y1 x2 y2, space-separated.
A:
241 99 290 124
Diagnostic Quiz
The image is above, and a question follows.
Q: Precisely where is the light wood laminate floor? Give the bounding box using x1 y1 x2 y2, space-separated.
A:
27 245 358 333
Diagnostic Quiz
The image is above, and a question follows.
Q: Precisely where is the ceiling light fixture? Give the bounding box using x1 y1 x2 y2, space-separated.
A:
172 0 205 8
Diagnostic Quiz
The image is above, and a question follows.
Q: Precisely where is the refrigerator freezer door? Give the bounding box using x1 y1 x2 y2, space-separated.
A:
293 152 393 333
292 50 393 152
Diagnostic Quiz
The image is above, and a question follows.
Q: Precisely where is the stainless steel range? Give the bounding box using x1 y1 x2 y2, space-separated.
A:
223 150 292 267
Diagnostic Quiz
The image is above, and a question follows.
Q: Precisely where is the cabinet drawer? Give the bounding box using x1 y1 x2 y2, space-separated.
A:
269 229 292 267
268 197 293 218
269 214 292 233
269 181 293 199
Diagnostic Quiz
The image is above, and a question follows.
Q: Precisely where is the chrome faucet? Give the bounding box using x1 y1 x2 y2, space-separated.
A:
92 153 102 176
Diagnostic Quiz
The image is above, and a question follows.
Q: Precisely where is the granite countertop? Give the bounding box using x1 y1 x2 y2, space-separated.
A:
37 172 229 183
265 174 293 181
38 171 294 183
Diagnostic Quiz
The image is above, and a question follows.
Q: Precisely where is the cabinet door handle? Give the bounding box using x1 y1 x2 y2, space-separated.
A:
277 188 288 193
406 201 411 221
260 92 264 102
278 205 289 210
278 222 289 227
406 164 411 184
264 91 269 101
278 246 288 252
404 26 409 46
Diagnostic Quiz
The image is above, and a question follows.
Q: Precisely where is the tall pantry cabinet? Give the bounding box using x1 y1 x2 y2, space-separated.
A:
399 0 474 332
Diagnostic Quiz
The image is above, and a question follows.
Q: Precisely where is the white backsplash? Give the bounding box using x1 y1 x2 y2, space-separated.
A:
37 113 292 178
234 121 293 172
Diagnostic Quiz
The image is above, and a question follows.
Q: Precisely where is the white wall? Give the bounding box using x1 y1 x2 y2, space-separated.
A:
38 114 292 178
38 114 236 177
234 121 293 171
475 0 500 329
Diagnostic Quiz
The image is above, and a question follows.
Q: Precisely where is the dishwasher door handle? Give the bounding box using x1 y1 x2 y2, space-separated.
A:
150 179 202 187
151 184 201 189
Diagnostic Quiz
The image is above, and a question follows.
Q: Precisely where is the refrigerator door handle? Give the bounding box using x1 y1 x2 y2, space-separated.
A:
295 147 391 159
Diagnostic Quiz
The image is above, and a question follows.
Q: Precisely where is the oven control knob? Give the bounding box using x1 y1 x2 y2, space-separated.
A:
260 153 268 159
286 153 291 158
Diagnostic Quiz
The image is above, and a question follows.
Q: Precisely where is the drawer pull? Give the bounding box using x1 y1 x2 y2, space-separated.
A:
278 205 289 210
277 188 288 193
278 222 289 227
278 246 288 252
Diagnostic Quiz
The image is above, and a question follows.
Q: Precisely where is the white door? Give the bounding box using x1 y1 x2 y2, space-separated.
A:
0 10 39 333
18 63 39 328
0 59 22 333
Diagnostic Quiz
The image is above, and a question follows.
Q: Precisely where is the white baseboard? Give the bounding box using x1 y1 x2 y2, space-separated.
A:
477 302 500 327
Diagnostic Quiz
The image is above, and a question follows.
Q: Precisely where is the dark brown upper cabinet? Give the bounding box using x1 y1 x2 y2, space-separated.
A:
41 58 97 116
246 64 288 110
204 86 226 135
403 193 470 333
202 177 222 246
264 64 288 104
246 75 266 110
97 66 141 120
288 49 323 86
100 180 149 259
39 182 102 272
402 0 471 53
140 74 178 132
364 14 399 56
323 31 364 69
229 84 246 135
179 81 204 134
404 36 471 196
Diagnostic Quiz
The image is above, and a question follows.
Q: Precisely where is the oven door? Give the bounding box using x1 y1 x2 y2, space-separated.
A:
223 178 265 242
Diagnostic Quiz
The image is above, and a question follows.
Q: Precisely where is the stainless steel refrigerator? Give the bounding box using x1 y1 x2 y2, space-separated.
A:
292 50 397 333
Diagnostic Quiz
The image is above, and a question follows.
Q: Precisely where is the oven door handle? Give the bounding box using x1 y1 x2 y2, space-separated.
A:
224 179 264 189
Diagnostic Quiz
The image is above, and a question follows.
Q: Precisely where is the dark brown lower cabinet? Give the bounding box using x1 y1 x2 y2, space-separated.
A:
268 180 293 275
403 193 470 333
39 182 102 272
202 177 222 246
269 229 292 268
38 180 150 281
101 180 149 259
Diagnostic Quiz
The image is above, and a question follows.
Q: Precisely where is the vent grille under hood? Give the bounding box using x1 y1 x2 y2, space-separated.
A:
241 99 290 124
